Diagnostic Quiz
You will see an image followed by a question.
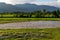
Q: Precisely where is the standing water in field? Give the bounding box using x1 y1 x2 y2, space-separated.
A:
0 21 60 29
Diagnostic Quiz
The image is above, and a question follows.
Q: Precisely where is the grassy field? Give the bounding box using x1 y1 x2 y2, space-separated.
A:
0 28 59 40
0 18 60 24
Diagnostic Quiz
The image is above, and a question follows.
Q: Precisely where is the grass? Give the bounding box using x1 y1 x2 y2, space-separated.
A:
0 28 60 40
0 18 60 24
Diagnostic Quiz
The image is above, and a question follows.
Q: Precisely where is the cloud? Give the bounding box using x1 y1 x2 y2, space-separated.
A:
0 0 59 7
9 0 35 4
8 0 59 7
30 0 60 7
58 0 60 2
32 2 57 5
0 0 36 4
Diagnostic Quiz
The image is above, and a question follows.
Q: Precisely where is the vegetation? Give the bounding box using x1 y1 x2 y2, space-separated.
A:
0 18 60 24
0 9 60 18
0 28 59 40
0 9 59 23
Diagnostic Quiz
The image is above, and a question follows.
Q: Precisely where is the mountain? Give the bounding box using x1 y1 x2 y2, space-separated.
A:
15 3 59 12
0 3 20 12
0 3 59 12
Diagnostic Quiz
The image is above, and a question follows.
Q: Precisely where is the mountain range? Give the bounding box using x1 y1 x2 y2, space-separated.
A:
0 2 59 12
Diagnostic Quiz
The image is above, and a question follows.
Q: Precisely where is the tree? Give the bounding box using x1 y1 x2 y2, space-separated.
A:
41 9 47 18
53 9 60 18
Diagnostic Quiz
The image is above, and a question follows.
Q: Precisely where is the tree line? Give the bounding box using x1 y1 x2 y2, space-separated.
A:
0 9 60 18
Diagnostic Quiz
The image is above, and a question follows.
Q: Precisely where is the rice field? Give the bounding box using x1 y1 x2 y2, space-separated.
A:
0 18 60 24
0 28 59 40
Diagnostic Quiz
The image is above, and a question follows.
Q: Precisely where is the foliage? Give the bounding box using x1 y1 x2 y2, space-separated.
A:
0 9 60 18
0 28 60 40
0 18 60 24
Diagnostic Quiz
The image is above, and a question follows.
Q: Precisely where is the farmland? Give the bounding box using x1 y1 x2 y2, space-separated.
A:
0 9 59 40
0 28 59 40
0 18 60 24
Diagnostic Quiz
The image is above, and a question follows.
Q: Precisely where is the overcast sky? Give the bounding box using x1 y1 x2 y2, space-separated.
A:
0 0 60 7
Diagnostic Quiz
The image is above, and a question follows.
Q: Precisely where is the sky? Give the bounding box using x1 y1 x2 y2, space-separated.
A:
0 0 60 7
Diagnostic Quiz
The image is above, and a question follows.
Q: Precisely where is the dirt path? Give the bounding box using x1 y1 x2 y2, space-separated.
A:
0 21 60 29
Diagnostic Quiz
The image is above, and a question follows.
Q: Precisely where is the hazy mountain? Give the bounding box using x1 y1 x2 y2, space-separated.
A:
0 3 59 12
0 3 20 12
15 3 59 12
